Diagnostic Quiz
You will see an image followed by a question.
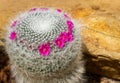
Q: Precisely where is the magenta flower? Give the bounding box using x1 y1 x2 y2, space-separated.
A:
56 9 62 13
64 14 69 19
54 37 65 48
38 42 51 56
67 20 74 32
11 20 17 28
9 31 17 40
29 8 37 12
59 32 68 42
66 32 74 42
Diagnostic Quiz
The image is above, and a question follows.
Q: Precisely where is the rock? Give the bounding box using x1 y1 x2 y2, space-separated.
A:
71 7 94 18
83 16 120 80
73 10 120 80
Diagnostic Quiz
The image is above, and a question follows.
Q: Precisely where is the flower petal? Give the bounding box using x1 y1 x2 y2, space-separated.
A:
67 20 74 32
38 42 51 56
29 8 37 12
59 32 68 42
11 20 17 28
64 14 69 19
54 38 65 48
56 9 62 13
9 31 17 40
67 32 74 42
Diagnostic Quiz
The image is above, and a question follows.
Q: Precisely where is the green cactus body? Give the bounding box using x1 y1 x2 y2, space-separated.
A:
6 8 85 83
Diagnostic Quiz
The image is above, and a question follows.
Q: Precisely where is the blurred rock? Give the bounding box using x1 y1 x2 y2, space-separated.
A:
71 4 120 80
82 15 120 80
79 14 120 80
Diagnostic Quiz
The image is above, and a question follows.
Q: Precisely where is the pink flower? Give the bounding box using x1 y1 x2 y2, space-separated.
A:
9 31 17 40
64 14 69 19
66 32 74 42
11 20 17 28
54 37 65 48
59 32 68 42
38 42 51 56
67 20 74 32
29 8 37 12
56 9 62 13
39 8 48 11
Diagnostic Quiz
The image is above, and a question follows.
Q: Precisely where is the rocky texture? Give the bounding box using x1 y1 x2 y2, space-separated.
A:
81 15 120 80
71 5 120 80
0 0 120 82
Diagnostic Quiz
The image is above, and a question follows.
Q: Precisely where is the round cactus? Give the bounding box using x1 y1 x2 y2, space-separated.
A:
5 8 85 83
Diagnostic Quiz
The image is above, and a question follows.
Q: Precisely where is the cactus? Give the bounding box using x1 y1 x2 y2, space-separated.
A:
5 8 85 83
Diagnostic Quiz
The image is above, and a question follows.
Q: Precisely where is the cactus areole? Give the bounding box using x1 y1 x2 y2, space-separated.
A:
6 8 84 83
